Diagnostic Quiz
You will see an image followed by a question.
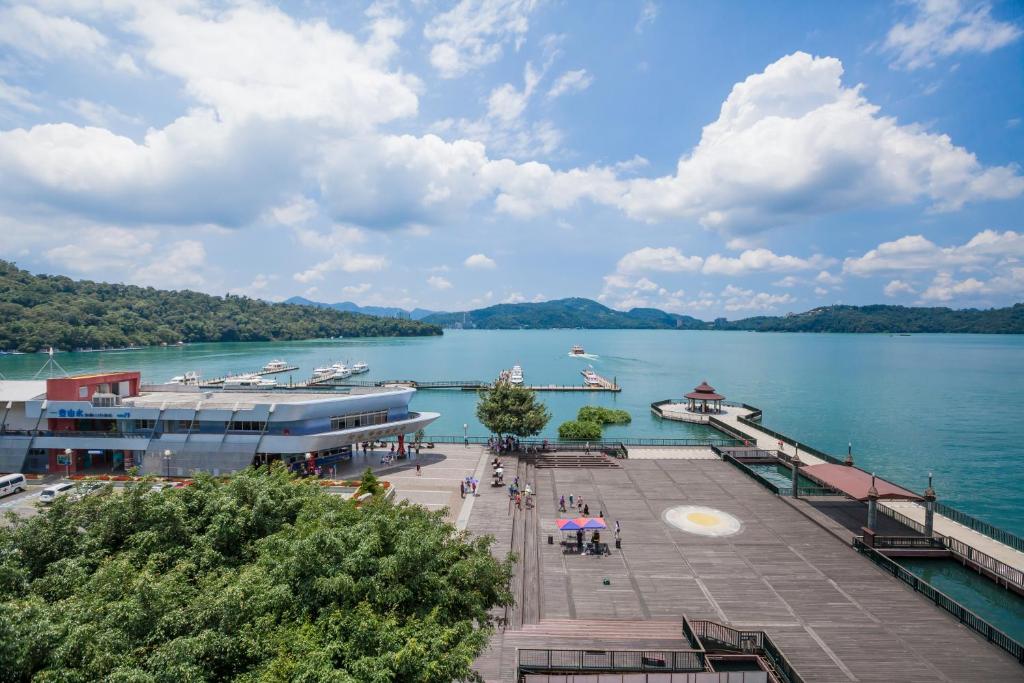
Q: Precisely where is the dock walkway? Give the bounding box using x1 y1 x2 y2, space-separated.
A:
711 404 1024 576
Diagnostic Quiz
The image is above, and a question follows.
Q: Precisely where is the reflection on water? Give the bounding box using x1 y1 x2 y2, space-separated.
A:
899 558 1024 643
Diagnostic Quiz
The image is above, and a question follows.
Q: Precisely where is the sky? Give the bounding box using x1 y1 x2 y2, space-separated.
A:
0 0 1023 318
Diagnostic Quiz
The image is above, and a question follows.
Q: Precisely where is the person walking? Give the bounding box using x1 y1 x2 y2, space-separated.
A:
471 480 478 496
515 493 522 510
585 441 590 455
415 462 421 476
559 495 566 512
569 493 574 508
583 504 589 517
615 520 621 542
460 481 465 499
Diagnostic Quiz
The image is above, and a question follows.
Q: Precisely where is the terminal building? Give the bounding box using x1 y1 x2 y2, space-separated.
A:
0 371 439 476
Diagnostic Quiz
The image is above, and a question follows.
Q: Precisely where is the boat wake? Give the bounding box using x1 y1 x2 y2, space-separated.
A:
568 352 599 360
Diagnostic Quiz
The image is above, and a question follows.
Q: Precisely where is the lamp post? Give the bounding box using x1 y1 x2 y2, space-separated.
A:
162 449 173 478
63 447 72 479
463 423 468 448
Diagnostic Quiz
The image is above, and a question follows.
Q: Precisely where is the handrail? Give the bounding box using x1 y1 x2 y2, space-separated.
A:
516 648 707 674
689 619 804 683
877 504 928 535
720 451 783 495
854 538 1024 665
935 502 1024 555
871 536 945 549
708 416 761 444
421 435 744 447
944 536 1024 590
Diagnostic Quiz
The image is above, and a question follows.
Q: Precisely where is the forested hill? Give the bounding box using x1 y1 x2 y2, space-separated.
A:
0 261 442 352
421 298 1024 333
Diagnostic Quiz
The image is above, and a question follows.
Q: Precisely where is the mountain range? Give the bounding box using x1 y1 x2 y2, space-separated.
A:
284 296 440 320
418 297 1024 334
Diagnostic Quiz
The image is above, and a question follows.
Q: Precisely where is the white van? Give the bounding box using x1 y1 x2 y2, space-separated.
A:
39 482 74 505
0 473 27 497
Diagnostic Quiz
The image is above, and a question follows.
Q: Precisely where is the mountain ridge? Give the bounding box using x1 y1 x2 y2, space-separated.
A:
419 297 1024 333
284 296 440 320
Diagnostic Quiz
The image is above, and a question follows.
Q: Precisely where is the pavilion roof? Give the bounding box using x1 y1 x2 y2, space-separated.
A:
685 380 725 401
800 463 922 502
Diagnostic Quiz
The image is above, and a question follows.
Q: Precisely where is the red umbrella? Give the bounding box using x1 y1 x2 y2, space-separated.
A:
557 518 583 531
577 517 607 529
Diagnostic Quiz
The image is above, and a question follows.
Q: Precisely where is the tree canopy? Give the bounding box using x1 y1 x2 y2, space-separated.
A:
557 420 602 441
0 260 442 352
577 406 631 425
475 382 551 439
0 467 512 682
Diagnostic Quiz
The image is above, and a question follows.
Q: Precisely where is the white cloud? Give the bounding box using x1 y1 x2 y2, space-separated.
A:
424 0 538 78
503 292 527 303
464 253 497 269
427 275 453 290
919 271 988 301
814 286 828 296
0 79 40 114
617 247 703 274
816 270 843 286
611 52 1024 231
0 5 108 61
45 226 156 274
270 197 318 227
635 1 658 33
132 240 208 290
547 69 593 98
721 285 795 312
702 248 835 276
885 0 1022 70
341 283 371 296
294 253 389 283
230 273 277 298
843 230 1024 275
774 276 802 288
67 98 142 128
884 279 916 297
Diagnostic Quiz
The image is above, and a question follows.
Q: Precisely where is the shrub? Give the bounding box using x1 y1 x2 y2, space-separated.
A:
577 405 632 425
558 420 602 441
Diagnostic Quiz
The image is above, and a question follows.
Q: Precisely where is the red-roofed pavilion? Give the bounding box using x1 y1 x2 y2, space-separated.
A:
685 380 725 414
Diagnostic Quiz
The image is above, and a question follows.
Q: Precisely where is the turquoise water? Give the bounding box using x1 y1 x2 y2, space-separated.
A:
2 330 1022 533
898 558 1024 643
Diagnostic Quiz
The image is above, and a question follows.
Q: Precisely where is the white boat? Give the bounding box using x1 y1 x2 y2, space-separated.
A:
351 361 369 374
165 371 200 386
508 364 524 385
313 366 334 376
223 375 277 389
570 344 586 356
331 363 352 379
581 368 602 386
262 359 289 372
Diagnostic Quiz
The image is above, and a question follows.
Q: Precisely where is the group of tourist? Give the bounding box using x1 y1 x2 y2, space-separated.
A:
460 476 479 499
559 492 594 517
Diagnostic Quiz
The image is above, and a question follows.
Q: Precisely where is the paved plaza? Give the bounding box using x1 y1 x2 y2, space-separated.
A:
469 455 1023 682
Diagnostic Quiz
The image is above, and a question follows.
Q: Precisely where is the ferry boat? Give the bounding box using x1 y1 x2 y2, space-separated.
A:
223 375 277 389
165 371 200 386
508 364 524 385
351 361 369 374
331 363 352 379
569 344 586 356
581 367 602 386
262 360 289 372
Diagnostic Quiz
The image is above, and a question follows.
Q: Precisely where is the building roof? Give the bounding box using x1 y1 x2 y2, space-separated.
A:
800 463 922 502
125 386 408 410
0 380 48 402
684 380 725 401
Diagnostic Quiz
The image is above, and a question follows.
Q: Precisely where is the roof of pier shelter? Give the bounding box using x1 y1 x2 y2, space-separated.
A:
684 380 725 401
801 463 922 502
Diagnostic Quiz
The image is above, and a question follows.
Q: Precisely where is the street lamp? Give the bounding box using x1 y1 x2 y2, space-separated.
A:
463 423 469 448
63 448 72 479
162 449 173 478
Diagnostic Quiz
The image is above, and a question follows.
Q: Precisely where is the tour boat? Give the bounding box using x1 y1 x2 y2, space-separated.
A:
165 371 200 386
331 363 352 379
508 364 524 385
262 359 289 372
351 361 369 374
313 365 334 375
581 368 602 386
570 344 586 356
223 375 277 389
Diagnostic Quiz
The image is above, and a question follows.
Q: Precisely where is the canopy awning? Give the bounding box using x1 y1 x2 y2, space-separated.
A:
800 463 922 502
557 519 583 531
578 517 607 529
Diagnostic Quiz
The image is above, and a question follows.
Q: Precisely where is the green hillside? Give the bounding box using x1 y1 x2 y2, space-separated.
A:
0 261 442 352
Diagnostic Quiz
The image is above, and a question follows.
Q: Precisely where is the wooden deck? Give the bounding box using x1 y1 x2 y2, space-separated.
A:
469 457 1022 682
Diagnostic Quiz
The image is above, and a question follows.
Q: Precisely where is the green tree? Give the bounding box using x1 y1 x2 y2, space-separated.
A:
356 466 383 497
577 406 631 425
558 420 602 441
475 381 551 440
0 466 512 681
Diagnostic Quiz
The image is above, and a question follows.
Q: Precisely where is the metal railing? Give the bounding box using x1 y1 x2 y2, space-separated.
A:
944 536 1024 589
517 648 707 673
854 538 1024 665
688 619 804 683
871 536 945 549
708 416 761 444
935 502 1024 554
719 450 783 495
761 633 805 683
796 486 846 497
733 413 844 466
421 435 744 448
877 504 928 535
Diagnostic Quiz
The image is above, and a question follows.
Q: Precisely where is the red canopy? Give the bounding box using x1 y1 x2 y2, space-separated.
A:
556 518 583 531
800 464 922 502
578 517 607 529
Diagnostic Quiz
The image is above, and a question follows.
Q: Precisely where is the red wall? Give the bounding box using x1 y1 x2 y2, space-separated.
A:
46 372 141 401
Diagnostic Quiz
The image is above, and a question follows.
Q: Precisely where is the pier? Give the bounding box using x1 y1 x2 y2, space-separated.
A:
294 374 622 392
199 364 299 387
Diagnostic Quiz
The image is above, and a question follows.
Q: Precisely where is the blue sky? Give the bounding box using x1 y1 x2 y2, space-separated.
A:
0 0 1022 317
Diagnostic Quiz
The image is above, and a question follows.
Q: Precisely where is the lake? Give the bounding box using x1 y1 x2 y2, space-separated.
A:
2 329 1022 533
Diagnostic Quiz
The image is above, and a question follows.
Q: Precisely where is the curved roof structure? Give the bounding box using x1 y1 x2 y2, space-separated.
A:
801 463 922 502
685 380 725 401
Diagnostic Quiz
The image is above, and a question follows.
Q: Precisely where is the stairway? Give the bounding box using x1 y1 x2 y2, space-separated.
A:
533 452 620 468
